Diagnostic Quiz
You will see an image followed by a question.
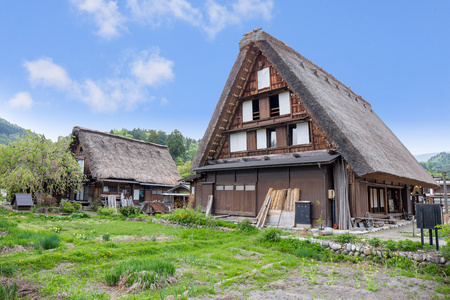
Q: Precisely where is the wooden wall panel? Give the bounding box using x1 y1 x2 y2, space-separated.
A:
247 131 256 151
216 171 235 184
236 169 257 183
276 126 288 147
257 168 289 211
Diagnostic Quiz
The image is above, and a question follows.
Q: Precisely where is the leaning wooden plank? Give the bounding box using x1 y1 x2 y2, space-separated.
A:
285 189 291 211
257 194 272 227
257 188 274 220
205 195 214 216
258 195 272 227
278 189 287 210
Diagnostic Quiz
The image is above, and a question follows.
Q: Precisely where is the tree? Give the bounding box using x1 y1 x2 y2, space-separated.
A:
147 130 159 144
0 132 86 198
167 129 185 160
112 128 134 139
177 161 193 178
157 130 168 145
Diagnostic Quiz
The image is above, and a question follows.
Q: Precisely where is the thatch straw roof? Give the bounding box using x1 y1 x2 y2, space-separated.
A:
192 31 437 188
72 127 180 186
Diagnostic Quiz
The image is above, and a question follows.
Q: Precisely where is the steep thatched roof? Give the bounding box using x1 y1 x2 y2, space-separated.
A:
72 127 180 186
193 30 437 188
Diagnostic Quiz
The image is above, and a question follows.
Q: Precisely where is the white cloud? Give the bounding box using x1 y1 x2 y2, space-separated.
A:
130 49 175 86
24 58 72 89
71 0 126 39
23 51 173 113
126 0 273 38
8 92 34 109
127 0 201 27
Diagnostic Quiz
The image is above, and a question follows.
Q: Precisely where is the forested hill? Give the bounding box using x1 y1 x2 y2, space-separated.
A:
420 152 450 176
0 117 26 145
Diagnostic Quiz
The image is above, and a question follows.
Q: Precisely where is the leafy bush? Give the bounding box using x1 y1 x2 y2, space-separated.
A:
68 211 90 219
102 233 111 241
238 218 256 233
40 233 60 250
384 239 398 251
440 245 450 260
98 207 116 216
119 206 142 217
90 198 103 211
397 239 420 252
60 200 81 213
336 232 357 244
38 194 57 207
105 258 175 288
367 237 382 247
167 207 217 227
260 227 283 242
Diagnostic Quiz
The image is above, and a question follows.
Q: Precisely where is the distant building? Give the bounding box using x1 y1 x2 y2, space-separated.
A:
423 175 449 208
70 127 181 205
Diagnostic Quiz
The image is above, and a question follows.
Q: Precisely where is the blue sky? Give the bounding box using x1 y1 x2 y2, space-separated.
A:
0 0 449 155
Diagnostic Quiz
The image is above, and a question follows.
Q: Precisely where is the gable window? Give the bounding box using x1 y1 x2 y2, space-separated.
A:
289 122 310 145
269 95 279 117
267 128 277 148
257 67 270 90
242 99 260 122
230 132 247 152
269 91 290 118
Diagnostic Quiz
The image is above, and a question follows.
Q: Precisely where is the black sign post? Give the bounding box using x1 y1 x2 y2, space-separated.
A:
416 204 442 250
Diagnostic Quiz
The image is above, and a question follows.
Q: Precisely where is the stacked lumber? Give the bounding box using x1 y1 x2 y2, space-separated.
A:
256 188 300 227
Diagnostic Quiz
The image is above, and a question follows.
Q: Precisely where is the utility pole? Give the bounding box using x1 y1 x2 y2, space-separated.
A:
443 171 448 215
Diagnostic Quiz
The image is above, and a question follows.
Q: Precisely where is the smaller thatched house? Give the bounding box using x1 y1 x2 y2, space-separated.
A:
70 127 181 205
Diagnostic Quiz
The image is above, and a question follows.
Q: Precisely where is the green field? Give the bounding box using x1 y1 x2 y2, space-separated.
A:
0 207 449 299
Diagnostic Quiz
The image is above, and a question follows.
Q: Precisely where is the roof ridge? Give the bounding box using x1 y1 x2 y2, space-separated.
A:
72 126 168 149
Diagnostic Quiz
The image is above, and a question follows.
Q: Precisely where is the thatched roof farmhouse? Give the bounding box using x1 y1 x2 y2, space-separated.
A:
70 126 180 205
190 30 437 229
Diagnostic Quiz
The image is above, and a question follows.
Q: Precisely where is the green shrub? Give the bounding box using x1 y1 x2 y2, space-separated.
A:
102 233 111 241
40 233 60 250
105 258 175 288
384 239 398 251
167 207 217 227
60 200 81 213
119 206 142 217
98 207 116 216
238 218 256 233
0 218 17 231
336 232 357 244
397 239 420 252
367 237 382 247
0 265 16 277
440 245 450 260
91 198 103 211
68 211 90 219
0 282 18 299
260 227 283 242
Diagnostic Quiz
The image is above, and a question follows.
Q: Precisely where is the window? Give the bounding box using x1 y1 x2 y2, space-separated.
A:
103 185 118 193
216 185 224 191
257 67 270 90
256 129 267 149
369 187 385 213
267 128 277 148
78 159 85 172
152 189 162 195
290 122 310 145
387 189 400 213
269 95 279 117
242 99 260 122
230 132 247 152
278 91 290 115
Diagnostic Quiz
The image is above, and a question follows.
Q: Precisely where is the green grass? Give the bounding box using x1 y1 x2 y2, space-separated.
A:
0 208 448 299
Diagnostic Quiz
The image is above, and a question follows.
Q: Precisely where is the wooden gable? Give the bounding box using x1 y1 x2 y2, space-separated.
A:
217 52 335 159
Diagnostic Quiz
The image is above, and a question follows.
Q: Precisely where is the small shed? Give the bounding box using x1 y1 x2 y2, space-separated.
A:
11 194 33 211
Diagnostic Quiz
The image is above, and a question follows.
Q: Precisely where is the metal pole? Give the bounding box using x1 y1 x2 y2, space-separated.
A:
443 172 448 215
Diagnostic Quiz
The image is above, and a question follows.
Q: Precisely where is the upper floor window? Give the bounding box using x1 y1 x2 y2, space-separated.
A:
230 132 247 152
267 128 277 148
257 67 270 90
269 91 290 117
242 99 260 122
289 122 310 145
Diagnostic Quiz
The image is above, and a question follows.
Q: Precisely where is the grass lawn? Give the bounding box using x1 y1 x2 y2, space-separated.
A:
0 207 449 299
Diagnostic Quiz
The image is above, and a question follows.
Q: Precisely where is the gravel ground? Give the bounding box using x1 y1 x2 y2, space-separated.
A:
359 221 447 246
